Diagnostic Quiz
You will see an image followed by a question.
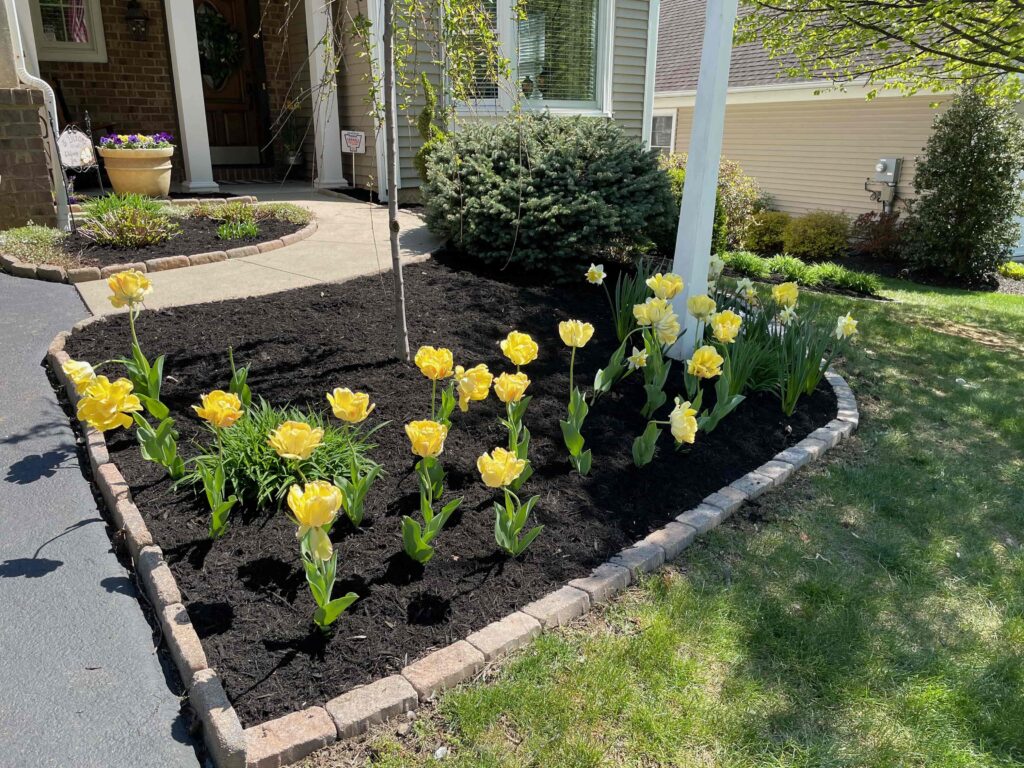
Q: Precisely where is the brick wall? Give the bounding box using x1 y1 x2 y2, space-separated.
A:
0 88 56 228
38 0 182 179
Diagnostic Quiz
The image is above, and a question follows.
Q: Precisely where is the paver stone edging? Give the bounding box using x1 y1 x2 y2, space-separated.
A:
1 197 318 284
47 324 860 767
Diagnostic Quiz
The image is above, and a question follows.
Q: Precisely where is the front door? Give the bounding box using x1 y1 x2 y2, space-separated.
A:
194 0 268 165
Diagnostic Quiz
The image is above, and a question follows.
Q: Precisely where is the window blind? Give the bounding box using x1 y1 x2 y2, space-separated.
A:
517 0 599 103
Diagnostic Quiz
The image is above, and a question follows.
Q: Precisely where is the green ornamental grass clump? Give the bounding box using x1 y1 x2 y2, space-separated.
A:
82 192 165 219
253 202 314 225
766 254 817 284
722 251 882 296
81 207 181 248
722 250 771 279
422 113 676 279
217 399 375 507
217 219 260 241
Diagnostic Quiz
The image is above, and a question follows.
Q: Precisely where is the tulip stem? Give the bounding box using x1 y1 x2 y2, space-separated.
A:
568 348 576 399
430 379 437 420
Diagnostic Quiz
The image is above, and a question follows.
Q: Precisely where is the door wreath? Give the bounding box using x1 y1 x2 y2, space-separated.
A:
195 3 244 90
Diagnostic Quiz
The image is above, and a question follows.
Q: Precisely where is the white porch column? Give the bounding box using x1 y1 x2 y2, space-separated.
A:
305 0 347 189
669 0 737 358
163 0 218 193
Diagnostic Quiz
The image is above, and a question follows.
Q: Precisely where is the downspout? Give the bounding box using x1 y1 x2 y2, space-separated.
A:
3 0 70 229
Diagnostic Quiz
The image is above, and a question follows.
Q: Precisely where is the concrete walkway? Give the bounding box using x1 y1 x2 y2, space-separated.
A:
0 275 198 766
77 185 442 315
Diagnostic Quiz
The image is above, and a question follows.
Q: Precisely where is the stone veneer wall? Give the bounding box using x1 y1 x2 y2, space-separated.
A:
0 88 55 228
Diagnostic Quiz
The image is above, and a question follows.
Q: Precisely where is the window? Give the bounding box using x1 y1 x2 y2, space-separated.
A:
650 111 675 155
518 0 602 107
460 0 612 115
30 0 107 63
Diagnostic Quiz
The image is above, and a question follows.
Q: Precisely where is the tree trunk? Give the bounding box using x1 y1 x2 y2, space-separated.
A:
382 0 411 362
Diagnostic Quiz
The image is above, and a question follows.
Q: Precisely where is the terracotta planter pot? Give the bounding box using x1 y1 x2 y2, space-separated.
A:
98 146 174 197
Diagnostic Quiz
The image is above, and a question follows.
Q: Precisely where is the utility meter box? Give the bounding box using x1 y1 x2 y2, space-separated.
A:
872 157 902 185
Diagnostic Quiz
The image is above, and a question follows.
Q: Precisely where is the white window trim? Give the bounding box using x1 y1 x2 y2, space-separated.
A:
30 0 107 63
650 108 675 153
456 0 615 119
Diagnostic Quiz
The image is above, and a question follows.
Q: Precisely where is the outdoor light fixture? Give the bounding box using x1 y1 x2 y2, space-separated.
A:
126 0 150 42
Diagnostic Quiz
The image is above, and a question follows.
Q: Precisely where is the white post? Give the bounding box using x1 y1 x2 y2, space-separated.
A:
669 0 737 358
164 0 218 193
305 0 347 189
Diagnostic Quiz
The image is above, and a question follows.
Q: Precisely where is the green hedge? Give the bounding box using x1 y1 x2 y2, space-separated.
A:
722 250 883 296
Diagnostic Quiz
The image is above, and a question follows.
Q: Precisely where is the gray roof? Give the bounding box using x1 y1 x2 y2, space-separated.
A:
655 0 813 93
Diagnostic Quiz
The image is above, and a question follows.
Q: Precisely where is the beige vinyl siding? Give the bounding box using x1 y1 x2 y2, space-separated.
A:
672 95 950 216
611 0 649 136
336 0 380 193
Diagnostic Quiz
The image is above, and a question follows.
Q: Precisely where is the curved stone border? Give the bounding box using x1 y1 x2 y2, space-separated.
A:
1 196 317 285
47 323 858 768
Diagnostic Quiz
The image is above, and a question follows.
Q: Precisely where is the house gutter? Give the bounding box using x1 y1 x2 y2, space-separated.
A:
2 0 69 230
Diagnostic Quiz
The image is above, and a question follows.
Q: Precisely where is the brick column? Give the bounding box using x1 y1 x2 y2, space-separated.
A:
0 88 55 229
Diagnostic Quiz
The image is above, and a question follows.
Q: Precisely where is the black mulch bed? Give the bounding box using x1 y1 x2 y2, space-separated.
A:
65 257 835 726
65 216 303 268
839 251 1022 294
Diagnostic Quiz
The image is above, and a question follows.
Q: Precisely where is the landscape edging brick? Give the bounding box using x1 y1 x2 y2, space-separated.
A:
46 322 860 767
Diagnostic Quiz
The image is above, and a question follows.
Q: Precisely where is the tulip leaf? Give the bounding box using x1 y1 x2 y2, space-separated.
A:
315 592 360 630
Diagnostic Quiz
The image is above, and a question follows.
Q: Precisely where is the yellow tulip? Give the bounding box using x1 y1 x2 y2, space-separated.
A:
687 345 724 379
494 371 530 403
627 346 648 370
455 364 493 412
500 331 539 367
635 298 680 345
835 312 858 339
76 375 143 432
772 281 799 308
326 387 375 424
687 294 717 321
192 390 243 429
303 526 334 562
477 447 526 489
268 420 323 461
585 263 607 285
558 319 595 348
709 310 742 344
107 269 152 309
414 346 454 381
646 272 684 300
405 420 448 458
62 358 96 394
288 480 342 530
669 398 698 444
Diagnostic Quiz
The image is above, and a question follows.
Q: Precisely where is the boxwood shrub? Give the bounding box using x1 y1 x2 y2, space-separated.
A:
422 114 675 278
782 210 850 261
743 210 791 255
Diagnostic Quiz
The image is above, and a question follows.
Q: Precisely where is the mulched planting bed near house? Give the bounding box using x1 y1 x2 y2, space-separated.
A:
65 257 835 727
63 216 303 267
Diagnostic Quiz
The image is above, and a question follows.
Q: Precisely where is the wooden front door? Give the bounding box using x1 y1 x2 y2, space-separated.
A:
194 0 268 165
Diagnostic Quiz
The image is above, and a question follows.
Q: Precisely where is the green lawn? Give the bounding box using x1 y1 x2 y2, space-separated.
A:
302 278 1024 768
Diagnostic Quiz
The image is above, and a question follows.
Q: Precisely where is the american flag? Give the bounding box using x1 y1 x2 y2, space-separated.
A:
67 0 89 44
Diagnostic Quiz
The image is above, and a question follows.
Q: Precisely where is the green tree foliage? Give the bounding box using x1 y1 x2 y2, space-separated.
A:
422 114 675 277
903 89 1024 282
738 0 1024 98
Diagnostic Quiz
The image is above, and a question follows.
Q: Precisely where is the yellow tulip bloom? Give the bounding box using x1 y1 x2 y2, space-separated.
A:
669 398 698 444
646 272 684 300
635 298 680 345
687 294 717 321
62 358 96 394
772 281 799 308
76 375 143 432
287 481 343 559
414 346 454 381
455 364 493 412
835 312 858 339
687 345 724 379
326 387 375 424
494 371 530 403
107 269 153 309
268 420 323 461
405 420 448 458
192 390 243 429
558 319 595 348
499 331 539 367
585 263 606 285
477 447 526 489
709 310 742 344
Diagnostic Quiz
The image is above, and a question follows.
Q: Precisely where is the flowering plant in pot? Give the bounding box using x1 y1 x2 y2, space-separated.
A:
97 132 176 197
